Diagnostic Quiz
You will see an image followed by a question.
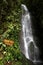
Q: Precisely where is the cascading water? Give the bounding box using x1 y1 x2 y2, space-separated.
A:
20 4 40 63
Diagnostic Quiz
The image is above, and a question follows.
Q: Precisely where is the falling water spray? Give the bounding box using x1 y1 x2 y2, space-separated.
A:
20 4 40 63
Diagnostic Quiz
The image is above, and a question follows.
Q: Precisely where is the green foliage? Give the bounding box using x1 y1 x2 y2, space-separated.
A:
0 0 23 65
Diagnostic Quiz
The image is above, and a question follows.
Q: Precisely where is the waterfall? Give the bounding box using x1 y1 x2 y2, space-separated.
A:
20 4 40 63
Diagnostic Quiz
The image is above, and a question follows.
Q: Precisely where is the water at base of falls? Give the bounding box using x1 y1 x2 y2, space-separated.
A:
20 4 42 63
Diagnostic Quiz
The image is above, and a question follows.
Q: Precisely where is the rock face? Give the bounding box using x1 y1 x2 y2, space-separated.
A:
19 0 43 65
20 52 43 65
23 0 43 62
20 53 43 65
21 0 43 64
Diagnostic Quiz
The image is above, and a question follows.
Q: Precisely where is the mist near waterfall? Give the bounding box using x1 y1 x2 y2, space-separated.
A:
20 4 40 63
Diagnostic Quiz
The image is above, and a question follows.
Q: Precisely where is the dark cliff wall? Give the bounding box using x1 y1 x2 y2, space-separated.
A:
21 0 43 61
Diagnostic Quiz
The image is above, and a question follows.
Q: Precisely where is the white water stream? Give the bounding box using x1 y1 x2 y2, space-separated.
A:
21 4 39 62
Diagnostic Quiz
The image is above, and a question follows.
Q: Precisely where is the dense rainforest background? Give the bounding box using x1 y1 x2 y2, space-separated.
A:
0 0 43 65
